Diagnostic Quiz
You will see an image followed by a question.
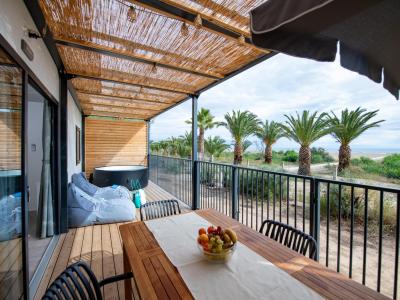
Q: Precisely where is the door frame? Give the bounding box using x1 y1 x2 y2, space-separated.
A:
0 33 61 300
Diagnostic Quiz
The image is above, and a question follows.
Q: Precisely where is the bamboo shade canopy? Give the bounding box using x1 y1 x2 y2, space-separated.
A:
160 0 266 37
39 0 271 119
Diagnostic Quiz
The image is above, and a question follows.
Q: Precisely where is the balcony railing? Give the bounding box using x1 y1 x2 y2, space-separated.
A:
149 154 400 299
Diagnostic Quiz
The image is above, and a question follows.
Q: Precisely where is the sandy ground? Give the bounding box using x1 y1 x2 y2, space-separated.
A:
154 170 399 299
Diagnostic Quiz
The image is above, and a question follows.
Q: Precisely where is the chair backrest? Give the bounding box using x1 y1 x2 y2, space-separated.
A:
140 199 181 221
42 261 102 300
259 220 317 260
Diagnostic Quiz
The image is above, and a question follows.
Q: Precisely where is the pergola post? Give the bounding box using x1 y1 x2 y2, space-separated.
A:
191 94 200 210
147 120 151 167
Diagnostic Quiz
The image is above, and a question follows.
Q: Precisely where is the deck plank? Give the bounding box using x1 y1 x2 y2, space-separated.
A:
34 182 183 299
102 224 119 300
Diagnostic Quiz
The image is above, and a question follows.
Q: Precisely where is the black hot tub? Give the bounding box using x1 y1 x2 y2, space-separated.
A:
93 165 148 190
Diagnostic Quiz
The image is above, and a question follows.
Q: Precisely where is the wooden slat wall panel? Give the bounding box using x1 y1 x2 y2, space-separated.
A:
85 118 148 176
0 111 21 170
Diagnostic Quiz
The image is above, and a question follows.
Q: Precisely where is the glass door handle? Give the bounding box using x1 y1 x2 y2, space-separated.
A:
27 185 30 203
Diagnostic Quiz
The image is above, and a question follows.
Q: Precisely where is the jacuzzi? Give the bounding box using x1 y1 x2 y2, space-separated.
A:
93 165 148 190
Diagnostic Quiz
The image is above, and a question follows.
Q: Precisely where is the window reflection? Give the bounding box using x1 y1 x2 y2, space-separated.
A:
0 46 24 299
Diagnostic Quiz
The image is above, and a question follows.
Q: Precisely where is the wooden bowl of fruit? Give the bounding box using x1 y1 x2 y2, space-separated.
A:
197 226 237 262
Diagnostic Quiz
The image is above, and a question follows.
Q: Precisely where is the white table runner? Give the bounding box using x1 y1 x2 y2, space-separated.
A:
145 212 323 300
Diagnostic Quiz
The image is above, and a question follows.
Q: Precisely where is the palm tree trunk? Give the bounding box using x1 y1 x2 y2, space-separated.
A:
234 142 243 165
198 128 204 161
265 144 272 164
338 144 351 172
298 145 311 175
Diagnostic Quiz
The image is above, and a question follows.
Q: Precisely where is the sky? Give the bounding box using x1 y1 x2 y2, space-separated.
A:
150 53 400 153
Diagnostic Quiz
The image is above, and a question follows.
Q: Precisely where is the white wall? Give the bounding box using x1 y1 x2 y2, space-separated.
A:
27 99 43 212
67 91 82 182
0 0 59 101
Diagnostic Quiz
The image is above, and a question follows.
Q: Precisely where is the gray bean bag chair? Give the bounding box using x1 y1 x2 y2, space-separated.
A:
71 172 132 201
68 173 136 227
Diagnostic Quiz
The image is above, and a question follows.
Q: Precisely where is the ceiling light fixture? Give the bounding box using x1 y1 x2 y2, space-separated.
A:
181 22 189 36
194 14 202 29
151 62 157 73
128 6 137 22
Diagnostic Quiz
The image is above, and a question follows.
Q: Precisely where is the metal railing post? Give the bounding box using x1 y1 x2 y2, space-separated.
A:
231 166 239 220
309 178 320 261
192 161 200 210
191 94 199 210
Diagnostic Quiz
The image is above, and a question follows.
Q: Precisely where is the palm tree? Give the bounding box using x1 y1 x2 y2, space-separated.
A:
150 141 161 154
186 108 221 160
256 120 284 164
327 107 384 172
242 140 252 153
158 140 169 156
204 136 230 161
220 110 261 164
281 111 331 175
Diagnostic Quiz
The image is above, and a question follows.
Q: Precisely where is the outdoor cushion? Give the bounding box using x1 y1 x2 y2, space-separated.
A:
72 172 132 201
0 193 22 241
71 172 98 196
68 183 135 227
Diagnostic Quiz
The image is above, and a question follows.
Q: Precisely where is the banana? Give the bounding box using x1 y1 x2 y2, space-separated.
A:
225 229 237 243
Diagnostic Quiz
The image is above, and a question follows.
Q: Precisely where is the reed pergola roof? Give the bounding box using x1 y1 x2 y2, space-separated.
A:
39 0 272 120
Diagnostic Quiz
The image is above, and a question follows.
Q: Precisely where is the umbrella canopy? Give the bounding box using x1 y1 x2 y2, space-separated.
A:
250 0 400 99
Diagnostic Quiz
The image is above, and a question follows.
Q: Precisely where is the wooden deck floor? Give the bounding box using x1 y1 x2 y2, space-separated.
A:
34 181 188 300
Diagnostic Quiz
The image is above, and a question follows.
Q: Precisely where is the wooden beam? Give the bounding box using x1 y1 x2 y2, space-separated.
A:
159 0 249 37
81 103 156 116
78 98 168 111
69 74 192 95
131 0 268 53
75 91 178 105
55 39 222 80
84 110 149 120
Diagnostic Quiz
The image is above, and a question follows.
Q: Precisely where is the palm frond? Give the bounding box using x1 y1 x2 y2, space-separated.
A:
281 110 331 146
327 107 384 145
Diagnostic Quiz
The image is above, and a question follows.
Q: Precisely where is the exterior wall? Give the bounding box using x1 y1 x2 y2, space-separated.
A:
85 118 148 177
67 91 82 182
0 0 59 101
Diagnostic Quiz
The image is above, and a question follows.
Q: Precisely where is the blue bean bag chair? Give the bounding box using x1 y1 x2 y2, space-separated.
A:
68 174 136 227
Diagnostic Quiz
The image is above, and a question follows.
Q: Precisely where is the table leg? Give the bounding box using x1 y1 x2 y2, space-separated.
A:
123 248 133 300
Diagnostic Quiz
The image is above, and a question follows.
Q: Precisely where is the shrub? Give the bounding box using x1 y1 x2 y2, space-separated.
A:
320 185 364 221
351 154 400 179
382 154 400 179
311 147 335 163
282 150 298 162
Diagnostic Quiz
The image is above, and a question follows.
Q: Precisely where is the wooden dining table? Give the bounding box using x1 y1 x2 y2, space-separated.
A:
119 209 388 300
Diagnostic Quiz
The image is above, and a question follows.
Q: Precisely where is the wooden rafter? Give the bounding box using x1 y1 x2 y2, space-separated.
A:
70 74 192 95
81 103 156 116
77 94 169 111
84 110 149 120
75 91 178 105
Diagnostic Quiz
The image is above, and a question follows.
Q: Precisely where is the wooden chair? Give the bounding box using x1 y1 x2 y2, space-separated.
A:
259 219 317 260
140 199 181 221
42 261 132 300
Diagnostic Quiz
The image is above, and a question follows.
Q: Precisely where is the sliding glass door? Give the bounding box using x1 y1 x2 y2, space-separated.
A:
0 46 24 298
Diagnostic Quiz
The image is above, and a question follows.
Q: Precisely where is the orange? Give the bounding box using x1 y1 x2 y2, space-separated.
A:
198 228 207 235
198 233 209 244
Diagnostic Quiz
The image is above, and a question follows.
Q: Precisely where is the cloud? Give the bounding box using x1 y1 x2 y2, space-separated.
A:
151 54 400 151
